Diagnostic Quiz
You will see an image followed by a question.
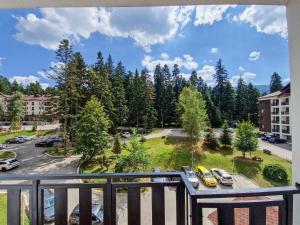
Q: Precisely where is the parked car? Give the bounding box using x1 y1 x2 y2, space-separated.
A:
5 137 26 144
268 137 287 144
69 204 103 225
181 166 199 188
44 189 55 223
17 136 32 141
261 134 276 141
48 136 64 143
0 127 7 132
0 144 7 150
210 168 233 186
35 139 54 147
196 166 217 187
151 167 166 182
121 132 131 138
0 159 20 172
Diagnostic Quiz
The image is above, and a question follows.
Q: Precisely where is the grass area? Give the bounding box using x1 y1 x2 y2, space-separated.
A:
81 136 292 187
0 129 57 144
150 129 163 134
0 194 29 225
0 151 15 160
44 146 75 157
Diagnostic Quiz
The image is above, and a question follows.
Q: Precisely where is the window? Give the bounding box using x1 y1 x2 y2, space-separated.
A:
32 102 34 106
32 107 34 110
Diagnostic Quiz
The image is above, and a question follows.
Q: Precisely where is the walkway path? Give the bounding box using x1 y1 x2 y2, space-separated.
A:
258 139 292 161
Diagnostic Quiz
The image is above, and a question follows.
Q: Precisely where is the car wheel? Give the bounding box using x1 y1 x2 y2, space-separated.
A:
1 167 7 172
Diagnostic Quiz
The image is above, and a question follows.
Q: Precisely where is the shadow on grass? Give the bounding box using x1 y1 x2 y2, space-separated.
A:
234 157 262 179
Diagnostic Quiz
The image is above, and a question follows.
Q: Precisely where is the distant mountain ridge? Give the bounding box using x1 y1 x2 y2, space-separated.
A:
255 85 269 94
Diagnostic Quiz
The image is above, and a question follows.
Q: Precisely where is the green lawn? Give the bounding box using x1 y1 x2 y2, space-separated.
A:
0 130 57 144
44 146 75 157
0 151 15 160
81 136 292 187
0 194 29 225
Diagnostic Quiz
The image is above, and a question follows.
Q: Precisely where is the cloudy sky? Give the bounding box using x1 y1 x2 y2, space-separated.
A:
0 5 290 88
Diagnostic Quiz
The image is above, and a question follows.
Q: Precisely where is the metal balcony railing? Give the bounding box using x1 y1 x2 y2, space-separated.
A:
272 129 280 133
272 120 280 124
271 102 279 106
272 111 280 115
282 129 290 134
0 173 299 225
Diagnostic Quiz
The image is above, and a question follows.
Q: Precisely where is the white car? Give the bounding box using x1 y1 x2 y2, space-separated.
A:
17 136 32 141
122 132 131 138
0 144 7 150
0 159 20 172
211 168 233 186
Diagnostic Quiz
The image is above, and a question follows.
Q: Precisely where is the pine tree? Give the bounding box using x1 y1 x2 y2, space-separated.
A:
235 77 248 121
154 64 166 127
112 133 122 155
219 120 232 146
203 88 222 127
270 72 283 93
0 76 11 94
112 62 128 127
223 81 235 120
247 83 260 125
24 82 43 96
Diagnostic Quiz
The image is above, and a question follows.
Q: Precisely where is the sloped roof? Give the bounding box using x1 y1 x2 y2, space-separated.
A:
258 83 290 101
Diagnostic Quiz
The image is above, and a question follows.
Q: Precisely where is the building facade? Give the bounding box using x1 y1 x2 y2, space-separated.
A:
258 83 291 142
0 93 59 121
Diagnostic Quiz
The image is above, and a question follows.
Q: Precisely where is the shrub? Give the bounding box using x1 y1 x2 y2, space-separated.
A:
263 149 272 155
219 120 232 145
140 136 146 143
263 164 288 183
32 122 38 132
204 129 219 150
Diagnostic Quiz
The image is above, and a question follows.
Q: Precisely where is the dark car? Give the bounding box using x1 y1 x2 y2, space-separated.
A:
35 139 54 147
69 204 103 225
5 137 26 144
48 136 64 143
44 190 55 223
166 170 181 182
268 137 287 144
261 134 276 141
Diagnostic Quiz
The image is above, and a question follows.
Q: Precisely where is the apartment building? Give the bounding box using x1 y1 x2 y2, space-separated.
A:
258 83 291 142
0 93 59 121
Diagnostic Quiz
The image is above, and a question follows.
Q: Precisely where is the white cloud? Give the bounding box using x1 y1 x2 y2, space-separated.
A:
142 53 198 71
283 77 290 83
9 75 40 86
197 65 216 81
9 75 50 89
248 51 260 61
14 6 195 52
210 48 219 54
236 5 287 38
238 66 245 71
231 72 256 85
194 5 236 26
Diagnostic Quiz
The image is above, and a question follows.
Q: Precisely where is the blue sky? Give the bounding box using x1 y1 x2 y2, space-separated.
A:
0 5 290 88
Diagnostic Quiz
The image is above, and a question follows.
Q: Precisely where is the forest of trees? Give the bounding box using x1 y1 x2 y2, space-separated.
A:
0 39 285 131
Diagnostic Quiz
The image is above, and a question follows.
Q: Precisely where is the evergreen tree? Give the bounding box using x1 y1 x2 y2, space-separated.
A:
235 77 248 121
270 72 283 93
219 120 232 146
212 59 232 122
162 64 176 125
189 70 198 87
0 76 11 94
106 54 114 79
204 128 219 150
24 82 43 96
247 83 260 125
112 133 122 155
112 62 128 127
223 81 235 120
154 64 166 127
203 89 222 127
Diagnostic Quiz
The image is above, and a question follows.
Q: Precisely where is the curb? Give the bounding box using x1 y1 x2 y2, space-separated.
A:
0 150 17 160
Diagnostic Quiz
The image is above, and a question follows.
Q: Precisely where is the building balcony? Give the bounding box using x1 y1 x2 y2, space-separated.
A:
272 120 280 124
272 111 280 115
282 120 290 125
282 129 290 134
272 128 280 133
0 173 299 225
282 101 289 106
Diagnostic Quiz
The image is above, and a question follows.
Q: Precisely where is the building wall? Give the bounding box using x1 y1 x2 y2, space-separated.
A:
258 100 271 132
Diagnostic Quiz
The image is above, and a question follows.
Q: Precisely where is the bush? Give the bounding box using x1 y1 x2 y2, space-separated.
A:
204 129 219 150
219 120 232 145
263 164 288 183
140 136 146 143
263 149 272 155
32 122 38 132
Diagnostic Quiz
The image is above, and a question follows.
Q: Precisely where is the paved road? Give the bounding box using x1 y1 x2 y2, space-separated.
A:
258 139 292 161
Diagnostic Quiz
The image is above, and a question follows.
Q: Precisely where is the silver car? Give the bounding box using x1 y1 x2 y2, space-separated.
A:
181 166 199 188
211 168 233 186
0 159 20 172
69 204 103 225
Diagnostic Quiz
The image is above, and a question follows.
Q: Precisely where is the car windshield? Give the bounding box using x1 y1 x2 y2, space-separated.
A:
203 172 213 178
186 171 196 178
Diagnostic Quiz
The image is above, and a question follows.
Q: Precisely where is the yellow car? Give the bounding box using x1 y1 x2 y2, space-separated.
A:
196 166 217 187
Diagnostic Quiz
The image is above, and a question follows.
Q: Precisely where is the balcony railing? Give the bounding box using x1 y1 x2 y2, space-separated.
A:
0 173 299 225
271 102 279 106
282 129 290 134
282 120 290 125
282 111 290 115
282 101 289 106
272 129 280 133
272 120 280 124
272 111 280 115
